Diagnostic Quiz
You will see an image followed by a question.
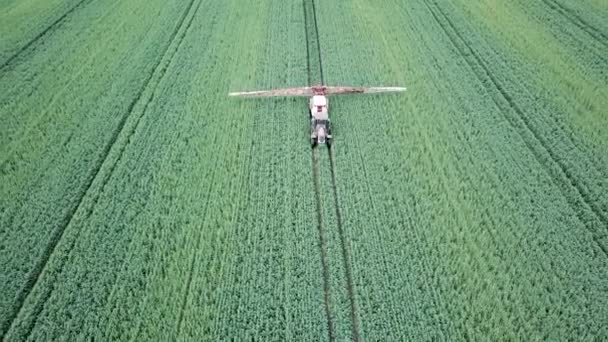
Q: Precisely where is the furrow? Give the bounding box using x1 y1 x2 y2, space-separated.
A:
305 0 361 337
310 0 324 85
303 0 311 86
0 0 123 166
84 0 202 216
423 0 608 253
0 0 93 73
312 148 335 342
303 0 323 85
328 147 361 342
304 0 334 339
541 0 608 48
2 0 201 338
434 1 608 227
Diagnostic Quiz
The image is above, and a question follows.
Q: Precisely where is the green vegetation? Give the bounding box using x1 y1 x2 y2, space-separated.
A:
1 0 607 340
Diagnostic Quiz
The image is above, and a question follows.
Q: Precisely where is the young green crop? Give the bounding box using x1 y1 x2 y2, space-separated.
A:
1 0 607 339
315 0 608 339
2 0 329 340
0 0 190 336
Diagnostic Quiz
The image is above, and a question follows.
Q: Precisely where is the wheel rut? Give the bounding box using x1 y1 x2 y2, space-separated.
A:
327 147 361 342
0 0 94 73
311 148 336 341
541 0 608 49
422 0 608 257
1 0 203 339
304 1 334 340
304 0 361 340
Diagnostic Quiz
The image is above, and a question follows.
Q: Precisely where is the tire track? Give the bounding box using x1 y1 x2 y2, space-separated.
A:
312 148 335 341
303 0 323 85
422 0 608 256
2 0 201 338
305 0 361 338
305 0 362 338
541 0 608 48
303 0 311 85
46 0 203 329
304 1 334 339
310 0 325 85
328 147 361 342
0 0 123 169
88 0 202 214
0 0 93 73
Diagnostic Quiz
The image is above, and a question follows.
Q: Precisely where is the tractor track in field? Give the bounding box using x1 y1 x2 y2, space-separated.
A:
305 1 334 339
304 0 361 340
310 0 325 85
0 0 93 73
422 0 608 256
311 149 335 341
303 0 311 85
541 0 608 49
1 0 202 338
327 147 361 342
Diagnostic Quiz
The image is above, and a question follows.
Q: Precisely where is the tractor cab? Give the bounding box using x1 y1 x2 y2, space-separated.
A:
229 84 405 146
309 95 332 145
309 95 328 119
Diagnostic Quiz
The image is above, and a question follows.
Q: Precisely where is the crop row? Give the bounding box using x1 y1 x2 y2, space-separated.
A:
2 0 606 339
0 0 192 336
2 0 334 340
0 0 85 67
437 0 608 236
316 0 608 339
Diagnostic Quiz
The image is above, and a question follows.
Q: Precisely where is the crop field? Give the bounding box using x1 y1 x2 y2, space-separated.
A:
1 0 607 340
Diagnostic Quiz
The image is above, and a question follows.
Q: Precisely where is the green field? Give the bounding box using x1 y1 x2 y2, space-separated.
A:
1 0 607 340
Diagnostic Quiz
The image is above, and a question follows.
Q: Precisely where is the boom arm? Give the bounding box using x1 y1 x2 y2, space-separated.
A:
322 86 406 95
229 87 314 97
229 85 406 97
